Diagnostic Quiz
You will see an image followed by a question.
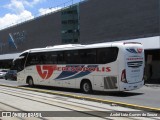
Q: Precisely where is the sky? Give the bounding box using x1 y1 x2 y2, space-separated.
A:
0 0 83 29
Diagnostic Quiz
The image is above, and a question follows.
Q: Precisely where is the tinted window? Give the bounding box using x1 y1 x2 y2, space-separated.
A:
97 47 118 64
26 52 58 66
25 47 118 66
50 52 57 64
57 52 66 64
64 50 79 64
79 49 96 64
13 52 28 71
20 52 28 66
26 53 40 66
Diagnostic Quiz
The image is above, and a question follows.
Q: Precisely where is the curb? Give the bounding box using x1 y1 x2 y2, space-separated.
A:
145 84 160 87
0 84 160 113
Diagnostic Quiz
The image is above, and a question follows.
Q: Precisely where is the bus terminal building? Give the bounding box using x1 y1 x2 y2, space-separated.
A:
0 0 159 83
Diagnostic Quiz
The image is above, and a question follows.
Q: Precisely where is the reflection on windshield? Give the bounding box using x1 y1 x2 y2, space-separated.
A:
12 57 25 72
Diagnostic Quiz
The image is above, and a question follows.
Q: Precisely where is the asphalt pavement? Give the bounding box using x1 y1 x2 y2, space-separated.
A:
0 79 160 110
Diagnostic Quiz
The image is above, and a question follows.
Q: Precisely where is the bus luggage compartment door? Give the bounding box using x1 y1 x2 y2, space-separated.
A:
93 76 104 91
93 76 118 91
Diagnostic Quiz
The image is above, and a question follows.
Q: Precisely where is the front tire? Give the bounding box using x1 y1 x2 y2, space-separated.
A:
81 81 92 94
27 77 34 87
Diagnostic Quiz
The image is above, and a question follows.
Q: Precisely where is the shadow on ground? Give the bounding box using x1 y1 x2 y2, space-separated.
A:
19 85 144 97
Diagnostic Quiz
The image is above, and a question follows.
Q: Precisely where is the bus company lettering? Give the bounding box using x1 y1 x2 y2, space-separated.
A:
36 65 111 79
56 66 111 72
127 57 143 61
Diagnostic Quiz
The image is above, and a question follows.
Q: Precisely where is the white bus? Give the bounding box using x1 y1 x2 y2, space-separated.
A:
14 42 144 93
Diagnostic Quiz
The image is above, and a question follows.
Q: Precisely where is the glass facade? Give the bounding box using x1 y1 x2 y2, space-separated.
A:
61 4 80 44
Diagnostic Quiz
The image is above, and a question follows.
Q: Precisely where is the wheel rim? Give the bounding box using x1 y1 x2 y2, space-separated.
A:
29 79 33 86
83 83 90 92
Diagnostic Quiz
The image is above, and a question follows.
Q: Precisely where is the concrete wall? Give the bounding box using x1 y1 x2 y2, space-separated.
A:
0 12 61 54
0 0 159 54
79 0 159 44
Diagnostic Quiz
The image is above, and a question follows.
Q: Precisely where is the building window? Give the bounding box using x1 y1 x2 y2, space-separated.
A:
61 4 80 44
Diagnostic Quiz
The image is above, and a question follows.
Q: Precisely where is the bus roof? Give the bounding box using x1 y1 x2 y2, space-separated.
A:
29 43 113 53
21 42 142 54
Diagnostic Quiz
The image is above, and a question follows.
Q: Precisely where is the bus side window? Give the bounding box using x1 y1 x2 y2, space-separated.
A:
97 47 118 64
64 50 79 64
26 53 40 66
38 54 46 64
79 50 88 64
57 52 66 64
79 49 96 64
87 49 96 64
51 52 57 64
42 52 57 64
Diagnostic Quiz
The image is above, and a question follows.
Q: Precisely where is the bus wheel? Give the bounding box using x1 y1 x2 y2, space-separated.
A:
27 77 34 87
81 81 92 94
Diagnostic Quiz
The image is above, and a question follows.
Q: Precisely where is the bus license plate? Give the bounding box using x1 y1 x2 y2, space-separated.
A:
134 86 137 88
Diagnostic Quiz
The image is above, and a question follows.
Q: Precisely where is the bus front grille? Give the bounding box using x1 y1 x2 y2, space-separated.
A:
104 76 117 89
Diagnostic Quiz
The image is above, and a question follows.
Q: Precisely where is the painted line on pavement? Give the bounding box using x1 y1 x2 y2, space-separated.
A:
0 84 159 112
